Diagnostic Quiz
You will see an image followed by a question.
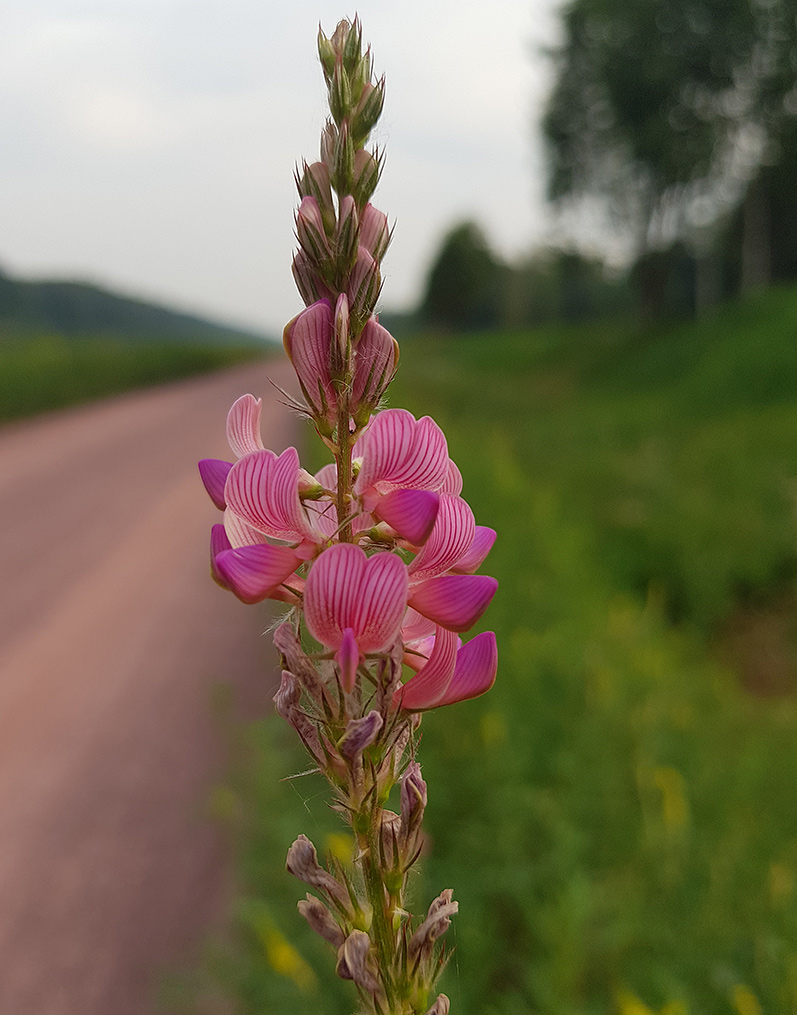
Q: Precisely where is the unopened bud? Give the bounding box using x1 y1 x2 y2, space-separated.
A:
336 195 359 270
296 196 331 264
379 810 401 868
351 316 397 426
408 889 458 961
292 250 332 307
340 16 362 75
333 293 350 377
336 931 380 993
297 161 335 233
338 710 384 761
425 995 451 1015
331 19 351 57
297 468 325 499
317 27 336 84
359 204 390 261
332 121 355 195
298 893 346 948
286 835 352 912
273 671 324 765
347 247 380 331
273 622 325 701
329 59 351 126
352 149 381 206
321 121 337 173
351 78 385 144
400 761 427 844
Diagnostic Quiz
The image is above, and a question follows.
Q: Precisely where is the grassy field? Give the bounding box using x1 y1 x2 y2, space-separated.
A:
0 333 268 423
176 287 797 1015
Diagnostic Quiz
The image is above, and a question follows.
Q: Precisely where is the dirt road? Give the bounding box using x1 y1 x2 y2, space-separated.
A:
0 359 296 1014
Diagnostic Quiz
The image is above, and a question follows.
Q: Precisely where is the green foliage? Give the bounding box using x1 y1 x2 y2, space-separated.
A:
0 334 267 422
191 286 797 1014
420 222 505 331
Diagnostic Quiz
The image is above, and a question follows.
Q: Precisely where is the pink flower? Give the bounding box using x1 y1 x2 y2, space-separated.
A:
304 543 409 691
394 627 498 711
283 300 339 428
208 524 303 605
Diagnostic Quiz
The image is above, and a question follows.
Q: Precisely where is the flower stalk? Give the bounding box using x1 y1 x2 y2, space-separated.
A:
199 18 498 1014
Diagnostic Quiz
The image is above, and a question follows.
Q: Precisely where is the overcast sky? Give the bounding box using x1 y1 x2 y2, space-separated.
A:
0 1 562 336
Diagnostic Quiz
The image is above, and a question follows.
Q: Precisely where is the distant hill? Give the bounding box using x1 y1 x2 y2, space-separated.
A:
0 268 270 345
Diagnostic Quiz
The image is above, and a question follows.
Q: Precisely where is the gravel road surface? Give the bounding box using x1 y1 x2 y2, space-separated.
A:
0 359 295 1014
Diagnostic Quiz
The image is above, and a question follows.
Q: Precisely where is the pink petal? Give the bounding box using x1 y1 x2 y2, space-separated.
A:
394 627 457 711
436 632 498 706
304 498 339 540
355 410 449 495
374 488 439 545
450 526 497 574
226 394 265 459
401 607 436 644
210 523 232 589
198 459 232 511
408 494 475 583
315 463 338 490
442 460 463 496
225 447 321 544
215 543 303 605
304 543 408 653
351 317 397 409
408 574 498 632
223 509 268 549
335 627 360 692
283 300 337 422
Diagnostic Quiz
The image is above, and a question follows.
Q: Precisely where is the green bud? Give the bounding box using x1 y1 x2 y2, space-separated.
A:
352 148 381 207
332 121 355 196
317 27 336 84
341 16 362 75
329 59 352 126
351 78 385 145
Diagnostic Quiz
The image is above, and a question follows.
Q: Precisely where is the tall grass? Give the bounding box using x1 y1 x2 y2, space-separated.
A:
183 287 797 1015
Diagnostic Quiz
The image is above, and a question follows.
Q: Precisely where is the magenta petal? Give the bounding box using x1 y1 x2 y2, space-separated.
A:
225 447 320 544
283 300 337 421
401 606 436 644
450 526 497 574
408 494 476 582
304 543 408 653
409 574 498 632
395 627 458 711
437 632 498 706
210 523 232 589
335 627 360 693
227 394 265 458
215 543 302 605
375 488 439 545
355 409 449 494
198 459 232 510
442 460 463 496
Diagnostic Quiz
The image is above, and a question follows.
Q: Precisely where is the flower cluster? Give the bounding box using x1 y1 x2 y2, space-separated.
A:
199 19 497 1015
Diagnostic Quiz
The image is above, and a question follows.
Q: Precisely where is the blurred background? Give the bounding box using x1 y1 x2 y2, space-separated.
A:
2 1 797 1014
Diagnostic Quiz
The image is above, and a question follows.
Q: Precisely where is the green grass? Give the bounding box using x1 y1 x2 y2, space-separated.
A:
0 333 269 423
181 286 797 1015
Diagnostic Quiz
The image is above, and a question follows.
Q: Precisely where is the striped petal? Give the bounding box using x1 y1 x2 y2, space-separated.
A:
351 317 397 415
225 447 321 544
441 460 463 496
304 543 408 653
210 523 232 589
394 627 457 711
215 543 303 605
335 627 360 692
408 494 475 583
283 299 337 422
408 574 498 632
436 632 498 706
227 394 265 458
198 459 232 510
449 526 497 574
401 607 436 644
374 488 439 545
355 409 449 495
223 508 268 549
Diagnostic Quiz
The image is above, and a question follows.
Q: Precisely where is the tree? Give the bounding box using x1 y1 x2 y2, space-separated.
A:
420 222 505 330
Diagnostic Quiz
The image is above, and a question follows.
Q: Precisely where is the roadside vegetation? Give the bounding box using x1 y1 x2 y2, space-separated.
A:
177 284 797 1015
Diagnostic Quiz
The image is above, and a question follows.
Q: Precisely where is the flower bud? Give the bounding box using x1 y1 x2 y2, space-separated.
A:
273 621 325 701
336 196 359 271
297 161 335 233
336 931 380 993
274 671 324 766
332 121 355 196
296 196 331 265
379 809 401 868
351 78 385 144
331 19 352 58
352 149 381 206
286 834 352 912
408 889 458 962
333 292 350 377
329 59 351 126
298 893 346 948
338 710 384 761
359 204 390 261
320 121 337 173
347 247 381 332
317 27 336 84
400 761 427 845
351 316 398 427
340 17 362 75
425 995 451 1015
292 250 333 307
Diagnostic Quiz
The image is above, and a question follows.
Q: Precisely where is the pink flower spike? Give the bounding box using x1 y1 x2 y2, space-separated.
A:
450 526 497 575
227 395 265 459
394 627 458 711
304 543 408 655
335 627 360 692
198 459 232 510
408 574 498 632
282 300 337 423
436 632 498 706
215 543 303 605
408 494 475 583
355 409 449 495
374 489 439 545
225 447 323 545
